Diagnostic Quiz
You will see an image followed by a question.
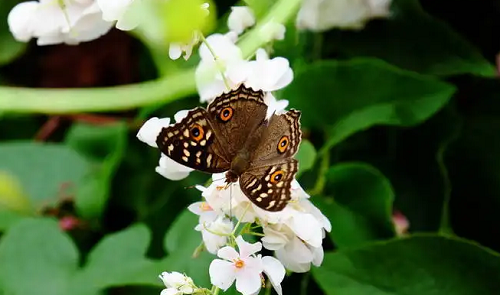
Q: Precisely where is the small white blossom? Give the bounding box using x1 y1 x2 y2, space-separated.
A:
96 0 142 31
227 6 255 35
297 0 392 31
136 116 194 181
136 117 172 148
8 0 113 45
156 154 194 181
209 236 285 295
195 215 233 254
237 48 294 94
195 32 244 102
159 271 195 295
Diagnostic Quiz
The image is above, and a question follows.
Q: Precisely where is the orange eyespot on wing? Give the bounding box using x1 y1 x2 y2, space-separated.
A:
277 136 289 154
219 107 234 122
190 124 204 141
270 170 285 183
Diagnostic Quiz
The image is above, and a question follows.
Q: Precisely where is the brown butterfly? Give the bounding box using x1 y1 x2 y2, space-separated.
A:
156 85 302 211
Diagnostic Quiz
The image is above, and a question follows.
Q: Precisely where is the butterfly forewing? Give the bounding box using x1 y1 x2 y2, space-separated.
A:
207 85 268 158
240 158 298 211
156 108 231 173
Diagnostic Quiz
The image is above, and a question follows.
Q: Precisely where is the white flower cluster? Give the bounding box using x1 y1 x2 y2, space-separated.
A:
7 0 208 49
138 6 331 295
297 0 392 31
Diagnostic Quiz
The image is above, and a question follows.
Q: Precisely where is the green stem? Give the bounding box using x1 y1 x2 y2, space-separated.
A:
238 0 303 58
0 69 196 114
307 151 330 196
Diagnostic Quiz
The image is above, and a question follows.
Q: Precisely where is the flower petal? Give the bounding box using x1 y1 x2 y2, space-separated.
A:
262 256 286 295
236 236 262 258
209 259 237 291
136 117 171 147
235 266 262 295
7 1 38 42
156 155 193 181
217 245 240 261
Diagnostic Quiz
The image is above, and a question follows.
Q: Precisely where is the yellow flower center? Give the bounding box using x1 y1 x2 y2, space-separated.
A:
200 202 212 211
234 259 245 269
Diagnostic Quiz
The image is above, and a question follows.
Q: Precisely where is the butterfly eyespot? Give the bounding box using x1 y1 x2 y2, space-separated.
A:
219 107 234 122
277 136 289 154
189 124 204 141
270 170 285 184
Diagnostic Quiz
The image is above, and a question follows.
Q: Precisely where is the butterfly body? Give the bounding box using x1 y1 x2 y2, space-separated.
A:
156 85 302 211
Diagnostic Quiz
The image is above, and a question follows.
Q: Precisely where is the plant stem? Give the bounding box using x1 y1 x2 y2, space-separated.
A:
0 69 196 114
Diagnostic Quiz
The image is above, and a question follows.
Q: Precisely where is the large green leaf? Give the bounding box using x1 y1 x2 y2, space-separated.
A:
65 123 127 218
0 218 80 295
313 235 500 295
283 59 456 150
323 0 495 77
78 224 162 288
0 0 27 66
0 142 91 205
320 163 395 248
0 219 166 295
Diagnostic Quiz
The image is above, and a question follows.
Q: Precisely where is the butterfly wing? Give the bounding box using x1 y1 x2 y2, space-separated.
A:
239 109 302 211
250 109 302 165
206 85 268 158
156 107 231 173
240 158 298 211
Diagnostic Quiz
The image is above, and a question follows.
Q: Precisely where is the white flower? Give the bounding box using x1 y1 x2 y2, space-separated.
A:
8 0 113 45
230 48 293 93
227 6 255 35
195 215 233 254
136 117 172 148
136 116 194 181
156 155 194 181
159 271 195 295
209 236 285 295
259 183 331 273
296 0 392 31
169 33 200 61
195 32 244 102
96 0 142 31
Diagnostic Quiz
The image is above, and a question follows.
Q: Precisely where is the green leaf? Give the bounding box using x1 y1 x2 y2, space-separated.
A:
320 163 395 248
163 209 214 287
0 219 165 295
0 142 91 205
313 235 500 295
79 224 162 288
283 59 456 150
324 0 495 77
65 123 127 218
295 139 317 177
0 0 27 66
0 218 79 295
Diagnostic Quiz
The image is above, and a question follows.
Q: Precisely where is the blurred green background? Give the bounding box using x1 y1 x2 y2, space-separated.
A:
1 0 500 294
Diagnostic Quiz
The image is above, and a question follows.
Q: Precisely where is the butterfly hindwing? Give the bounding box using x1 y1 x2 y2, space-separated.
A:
156 107 231 173
207 85 268 158
240 158 298 211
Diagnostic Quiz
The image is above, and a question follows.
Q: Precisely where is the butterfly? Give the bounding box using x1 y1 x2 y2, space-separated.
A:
156 84 302 211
